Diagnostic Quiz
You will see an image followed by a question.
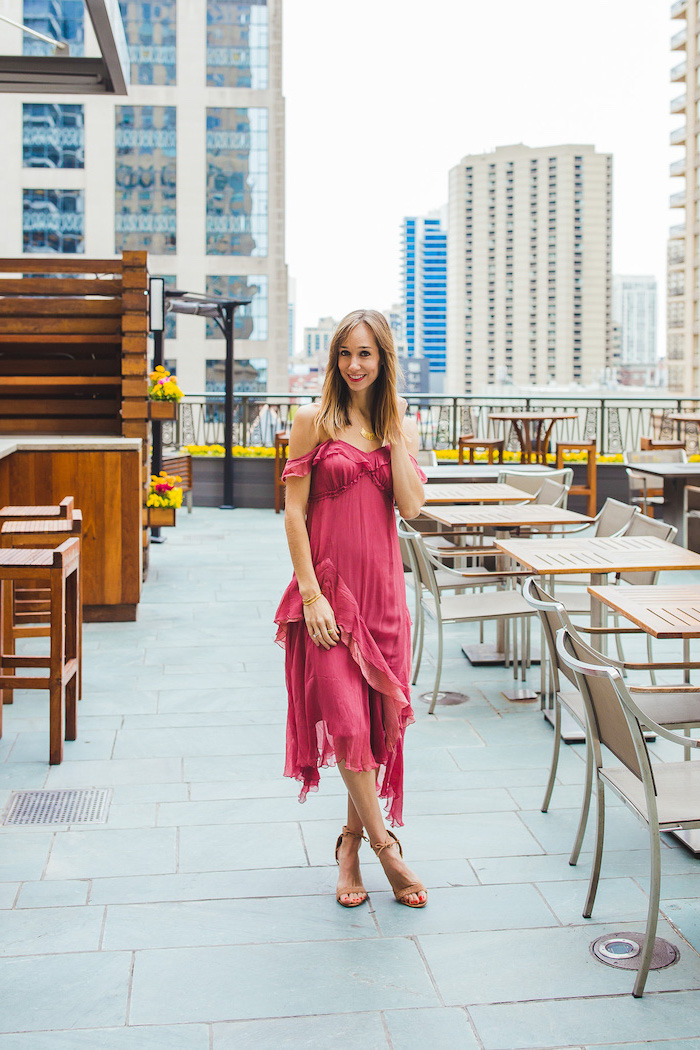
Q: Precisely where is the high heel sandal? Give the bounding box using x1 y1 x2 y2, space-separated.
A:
335 826 368 907
371 830 428 908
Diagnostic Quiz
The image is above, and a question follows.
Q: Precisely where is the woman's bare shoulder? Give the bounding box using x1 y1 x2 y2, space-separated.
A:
289 404 323 457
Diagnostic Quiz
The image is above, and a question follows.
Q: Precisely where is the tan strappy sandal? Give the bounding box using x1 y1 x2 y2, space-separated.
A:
335 826 368 907
372 830 427 908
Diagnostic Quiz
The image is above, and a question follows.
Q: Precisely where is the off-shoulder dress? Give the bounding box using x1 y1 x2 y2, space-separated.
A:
274 440 426 826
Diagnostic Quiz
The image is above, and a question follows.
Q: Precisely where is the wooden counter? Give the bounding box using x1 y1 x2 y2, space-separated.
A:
0 437 142 621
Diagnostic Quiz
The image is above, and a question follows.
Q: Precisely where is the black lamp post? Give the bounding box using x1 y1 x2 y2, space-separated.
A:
148 277 166 543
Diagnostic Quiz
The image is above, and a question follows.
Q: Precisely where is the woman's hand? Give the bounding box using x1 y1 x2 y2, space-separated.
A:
304 595 339 650
387 396 409 446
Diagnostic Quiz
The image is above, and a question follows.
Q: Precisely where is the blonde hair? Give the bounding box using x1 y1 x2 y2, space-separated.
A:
315 309 404 445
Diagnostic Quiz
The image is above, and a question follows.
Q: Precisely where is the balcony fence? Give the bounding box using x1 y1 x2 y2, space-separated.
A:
162 394 700 457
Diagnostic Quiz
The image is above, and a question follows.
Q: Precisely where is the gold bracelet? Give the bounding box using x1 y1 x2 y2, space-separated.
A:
302 591 323 606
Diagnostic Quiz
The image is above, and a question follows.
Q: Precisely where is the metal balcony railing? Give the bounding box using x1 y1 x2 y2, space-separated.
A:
163 393 700 457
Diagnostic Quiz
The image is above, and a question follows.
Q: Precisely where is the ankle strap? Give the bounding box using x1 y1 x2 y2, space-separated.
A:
372 834 403 858
341 826 367 841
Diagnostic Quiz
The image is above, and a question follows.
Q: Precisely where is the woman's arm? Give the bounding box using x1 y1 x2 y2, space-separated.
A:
283 406 339 649
390 400 425 519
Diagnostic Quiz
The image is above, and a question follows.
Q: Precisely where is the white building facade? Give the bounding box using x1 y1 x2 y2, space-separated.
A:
612 275 657 366
668 0 697 394
0 0 289 394
446 143 612 395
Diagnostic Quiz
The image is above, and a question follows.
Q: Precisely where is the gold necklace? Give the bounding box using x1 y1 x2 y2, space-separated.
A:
360 425 376 441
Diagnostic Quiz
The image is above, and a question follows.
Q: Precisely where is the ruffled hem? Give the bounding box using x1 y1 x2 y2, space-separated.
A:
275 557 414 826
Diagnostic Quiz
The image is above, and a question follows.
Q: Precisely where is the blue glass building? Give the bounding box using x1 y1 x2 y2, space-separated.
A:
401 212 447 392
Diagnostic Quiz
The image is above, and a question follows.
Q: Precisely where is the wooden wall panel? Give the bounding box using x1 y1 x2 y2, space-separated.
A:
0 449 142 619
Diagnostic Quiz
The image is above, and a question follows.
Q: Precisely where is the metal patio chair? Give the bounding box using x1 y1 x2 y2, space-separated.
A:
556 626 700 997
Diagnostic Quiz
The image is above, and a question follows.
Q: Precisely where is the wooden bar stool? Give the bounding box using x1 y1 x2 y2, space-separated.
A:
458 434 504 464
0 496 74 523
274 432 290 514
556 440 597 517
0 538 80 764
0 514 83 707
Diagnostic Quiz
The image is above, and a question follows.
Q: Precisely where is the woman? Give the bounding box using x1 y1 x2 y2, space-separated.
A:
275 309 428 909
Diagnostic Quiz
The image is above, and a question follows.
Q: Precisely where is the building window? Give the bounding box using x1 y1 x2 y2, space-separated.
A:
23 188 84 253
205 274 268 339
119 0 176 85
207 0 268 88
23 0 83 55
23 103 84 168
206 107 268 256
115 106 177 254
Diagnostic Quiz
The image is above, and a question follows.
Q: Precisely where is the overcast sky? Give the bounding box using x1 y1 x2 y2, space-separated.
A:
283 0 674 353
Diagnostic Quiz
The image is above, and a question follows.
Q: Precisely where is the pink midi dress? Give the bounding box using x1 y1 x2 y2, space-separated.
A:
274 440 425 826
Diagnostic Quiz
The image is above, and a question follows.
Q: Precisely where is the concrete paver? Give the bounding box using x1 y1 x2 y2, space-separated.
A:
0 507 698 1045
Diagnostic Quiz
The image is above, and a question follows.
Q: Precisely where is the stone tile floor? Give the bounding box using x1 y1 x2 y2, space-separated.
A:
0 508 699 1048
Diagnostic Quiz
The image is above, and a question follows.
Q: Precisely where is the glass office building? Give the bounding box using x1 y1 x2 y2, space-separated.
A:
401 213 447 390
205 275 268 340
3 0 287 393
206 107 268 256
23 0 83 55
207 0 268 88
115 106 177 254
23 104 84 168
23 188 84 253
119 0 177 85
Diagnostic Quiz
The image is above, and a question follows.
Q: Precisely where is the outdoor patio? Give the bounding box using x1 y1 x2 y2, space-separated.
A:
0 507 700 1048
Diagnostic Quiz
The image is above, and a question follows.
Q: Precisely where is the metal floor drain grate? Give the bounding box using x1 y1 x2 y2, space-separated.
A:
2 788 112 827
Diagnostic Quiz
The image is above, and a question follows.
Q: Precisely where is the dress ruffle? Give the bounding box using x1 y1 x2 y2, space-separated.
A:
275 557 414 826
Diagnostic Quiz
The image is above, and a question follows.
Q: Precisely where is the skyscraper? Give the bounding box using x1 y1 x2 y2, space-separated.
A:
0 0 288 394
668 0 695 393
400 210 447 393
612 275 658 366
446 144 612 395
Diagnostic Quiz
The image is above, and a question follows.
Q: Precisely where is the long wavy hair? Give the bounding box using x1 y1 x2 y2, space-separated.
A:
315 309 404 445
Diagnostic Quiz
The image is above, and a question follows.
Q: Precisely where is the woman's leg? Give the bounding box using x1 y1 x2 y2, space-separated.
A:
338 762 426 905
336 793 366 906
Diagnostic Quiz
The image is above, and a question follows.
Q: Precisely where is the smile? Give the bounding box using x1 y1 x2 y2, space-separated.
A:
347 374 367 382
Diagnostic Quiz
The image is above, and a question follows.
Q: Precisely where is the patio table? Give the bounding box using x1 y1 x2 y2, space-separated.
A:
494 534 700 643
588 583 700 853
623 462 700 542
422 464 549 483
421 505 592 689
421 483 533 505
488 411 578 464
421 505 591 528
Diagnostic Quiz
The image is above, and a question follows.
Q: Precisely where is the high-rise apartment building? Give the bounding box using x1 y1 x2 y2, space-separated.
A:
400 211 447 393
612 275 658 366
446 144 612 395
303 316 336 364
668 0 697 393
0 0 288 394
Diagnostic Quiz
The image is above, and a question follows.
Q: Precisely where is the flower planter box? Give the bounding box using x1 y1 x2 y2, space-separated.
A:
148 401 178 421
191 456 275 509
147 506 176 527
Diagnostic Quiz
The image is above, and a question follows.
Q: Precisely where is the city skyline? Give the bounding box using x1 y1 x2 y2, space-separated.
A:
284 0 672 358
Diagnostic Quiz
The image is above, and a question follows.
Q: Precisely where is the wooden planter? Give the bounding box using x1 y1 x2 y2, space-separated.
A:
148 400 178 420
147 506 176 527
191 456 275 509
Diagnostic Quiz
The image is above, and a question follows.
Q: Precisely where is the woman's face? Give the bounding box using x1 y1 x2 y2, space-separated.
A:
337 323 381 393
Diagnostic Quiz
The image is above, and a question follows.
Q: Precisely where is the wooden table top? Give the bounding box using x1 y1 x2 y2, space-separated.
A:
624 463 700 479
587 585 700 638
422 465 547 482
488 412 578 422
494 535 700 575
422 483 533 505
422 505 592 527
